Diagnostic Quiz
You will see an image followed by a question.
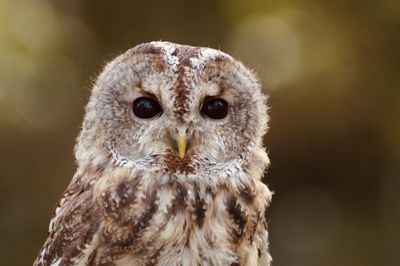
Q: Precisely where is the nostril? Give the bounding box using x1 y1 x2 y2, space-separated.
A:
185 128 189 134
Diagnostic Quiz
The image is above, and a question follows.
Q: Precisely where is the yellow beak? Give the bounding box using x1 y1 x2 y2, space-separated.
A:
177 135 187 159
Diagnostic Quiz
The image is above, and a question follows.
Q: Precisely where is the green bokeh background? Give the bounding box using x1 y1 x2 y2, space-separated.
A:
0 0 399 265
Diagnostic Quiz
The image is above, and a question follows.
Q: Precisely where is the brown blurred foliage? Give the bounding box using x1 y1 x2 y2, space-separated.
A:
0 0 399 265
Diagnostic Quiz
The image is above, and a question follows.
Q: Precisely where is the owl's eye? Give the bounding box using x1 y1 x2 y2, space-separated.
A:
132 97 162 119
201 97 229 119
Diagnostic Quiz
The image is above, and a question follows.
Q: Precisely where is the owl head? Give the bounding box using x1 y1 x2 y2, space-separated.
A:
75 42 269 173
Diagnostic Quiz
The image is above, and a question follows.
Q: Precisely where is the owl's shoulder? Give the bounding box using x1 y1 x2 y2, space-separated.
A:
34 166 104 266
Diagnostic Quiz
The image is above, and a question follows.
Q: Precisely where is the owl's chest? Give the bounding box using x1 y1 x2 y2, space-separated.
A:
102 177 258 265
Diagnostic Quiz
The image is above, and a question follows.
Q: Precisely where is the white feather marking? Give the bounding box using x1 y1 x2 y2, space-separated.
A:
50 258 61 266
48 217 55 232
150 41 180 70
190 48 232 69
158 189 173 213
38 248 47 264
108 143 162 170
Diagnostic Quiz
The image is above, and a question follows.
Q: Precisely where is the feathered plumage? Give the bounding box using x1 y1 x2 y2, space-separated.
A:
34 42 272 266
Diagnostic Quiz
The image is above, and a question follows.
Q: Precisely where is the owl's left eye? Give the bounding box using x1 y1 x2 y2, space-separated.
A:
201 97 229 119
132 97 163 119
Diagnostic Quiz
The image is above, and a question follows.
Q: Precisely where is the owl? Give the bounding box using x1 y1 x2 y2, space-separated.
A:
34 41 272 266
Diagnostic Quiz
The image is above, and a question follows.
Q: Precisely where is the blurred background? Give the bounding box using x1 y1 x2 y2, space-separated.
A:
0 0 399 265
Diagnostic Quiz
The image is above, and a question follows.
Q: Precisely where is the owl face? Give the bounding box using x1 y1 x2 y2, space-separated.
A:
76 42 268 171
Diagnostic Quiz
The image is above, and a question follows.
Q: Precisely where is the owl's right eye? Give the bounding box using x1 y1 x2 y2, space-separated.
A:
132 97 163 119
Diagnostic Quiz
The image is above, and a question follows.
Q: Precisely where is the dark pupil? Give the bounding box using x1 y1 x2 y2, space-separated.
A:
133 97 162 119
201 97 228 119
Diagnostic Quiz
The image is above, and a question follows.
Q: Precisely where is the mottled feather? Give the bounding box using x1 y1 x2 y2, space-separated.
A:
34 42 272 266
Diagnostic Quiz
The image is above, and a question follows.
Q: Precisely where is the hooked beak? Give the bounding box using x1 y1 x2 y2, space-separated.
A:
171 126 190 159
177 134 187 159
